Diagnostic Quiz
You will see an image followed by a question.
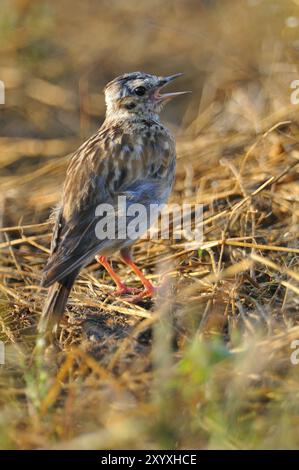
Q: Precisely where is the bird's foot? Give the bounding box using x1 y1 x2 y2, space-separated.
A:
111 284 140 296
112 276 170 302
127 275 173 302
125 284 155 303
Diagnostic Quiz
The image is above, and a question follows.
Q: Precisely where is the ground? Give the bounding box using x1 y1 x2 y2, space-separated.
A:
0 0 299 450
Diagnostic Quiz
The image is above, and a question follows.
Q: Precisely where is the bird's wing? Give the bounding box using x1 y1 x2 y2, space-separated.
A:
42 122 175 287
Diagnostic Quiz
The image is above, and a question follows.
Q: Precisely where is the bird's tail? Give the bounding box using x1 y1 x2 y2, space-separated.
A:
38 272 78 335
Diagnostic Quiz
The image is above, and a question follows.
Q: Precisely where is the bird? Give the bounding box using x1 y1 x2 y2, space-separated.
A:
39 71 189 336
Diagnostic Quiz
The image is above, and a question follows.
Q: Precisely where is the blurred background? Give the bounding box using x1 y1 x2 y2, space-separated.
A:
1 0 299 450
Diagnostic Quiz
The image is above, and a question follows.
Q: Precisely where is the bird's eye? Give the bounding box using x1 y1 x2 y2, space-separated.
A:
134 86 146 96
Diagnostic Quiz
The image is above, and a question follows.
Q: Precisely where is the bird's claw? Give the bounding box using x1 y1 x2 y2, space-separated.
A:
124 285 156 303
111 277 169 302
112 286 140 296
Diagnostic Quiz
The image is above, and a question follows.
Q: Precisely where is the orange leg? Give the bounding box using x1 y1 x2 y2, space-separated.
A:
120 248 155 301
95 255 138 296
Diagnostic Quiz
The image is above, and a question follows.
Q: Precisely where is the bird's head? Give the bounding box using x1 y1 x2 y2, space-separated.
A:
104 71 189 120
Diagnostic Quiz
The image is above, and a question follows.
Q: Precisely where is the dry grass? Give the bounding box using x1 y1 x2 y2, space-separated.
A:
0 0 299 449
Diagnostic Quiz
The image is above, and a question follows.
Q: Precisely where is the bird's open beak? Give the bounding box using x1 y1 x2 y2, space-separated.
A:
154 73 191 102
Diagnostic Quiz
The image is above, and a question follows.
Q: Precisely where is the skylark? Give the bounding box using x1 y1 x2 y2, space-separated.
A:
39 72 188 335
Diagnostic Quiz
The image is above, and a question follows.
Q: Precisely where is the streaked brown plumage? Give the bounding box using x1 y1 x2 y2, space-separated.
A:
39 72 188 335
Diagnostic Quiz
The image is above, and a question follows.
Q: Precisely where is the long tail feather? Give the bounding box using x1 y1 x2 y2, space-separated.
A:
38 272 78 335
